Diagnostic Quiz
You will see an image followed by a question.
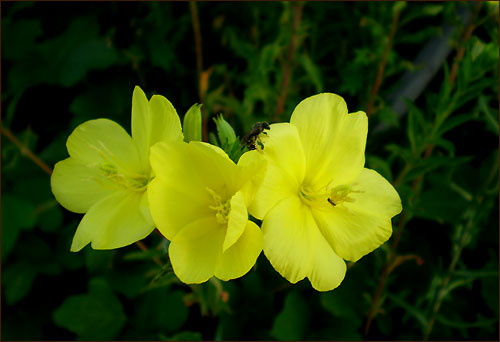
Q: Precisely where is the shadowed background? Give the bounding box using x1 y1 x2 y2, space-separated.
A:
1 2 499 340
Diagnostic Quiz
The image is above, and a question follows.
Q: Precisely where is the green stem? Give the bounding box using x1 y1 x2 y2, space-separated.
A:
423 160 498 340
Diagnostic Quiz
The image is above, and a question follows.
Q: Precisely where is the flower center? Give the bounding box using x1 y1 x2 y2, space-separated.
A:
206 187 230 224
100 162 150 191
299 184 356 209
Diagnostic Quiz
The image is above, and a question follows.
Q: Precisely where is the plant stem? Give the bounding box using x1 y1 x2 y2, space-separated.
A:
135 240 163 267
1 125 53 176
423 159 498 340
364 143 433 335
274 2 304 121
449 2 483 86
189 1 208 142
2 124 162 263
366 5 401 118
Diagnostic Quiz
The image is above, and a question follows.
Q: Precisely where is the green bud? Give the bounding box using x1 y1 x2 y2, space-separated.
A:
183 103 203 142
208 132 219 147
213 114 236 146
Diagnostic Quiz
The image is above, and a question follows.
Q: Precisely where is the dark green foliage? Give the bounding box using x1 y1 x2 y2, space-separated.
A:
271 291 310 340
2 1 498 341
53 278 127 340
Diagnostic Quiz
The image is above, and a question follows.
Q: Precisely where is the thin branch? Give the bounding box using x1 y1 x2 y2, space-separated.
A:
366 6 401 118
274 2 304 121
135 240 163 267
189 1 208 142
364 145 433 335
449 2 483 86
1 125 163 263
423 159 498 340
1 125 53 175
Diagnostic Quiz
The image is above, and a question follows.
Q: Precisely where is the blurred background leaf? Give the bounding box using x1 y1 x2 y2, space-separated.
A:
1 1 498 341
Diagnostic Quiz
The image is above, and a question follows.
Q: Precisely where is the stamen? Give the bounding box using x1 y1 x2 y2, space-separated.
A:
206 187 230 224
99 162 149 191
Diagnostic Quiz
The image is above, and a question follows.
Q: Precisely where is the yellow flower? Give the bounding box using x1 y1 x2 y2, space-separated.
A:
148 141 265 284
51 86 183 251
249 93 402 291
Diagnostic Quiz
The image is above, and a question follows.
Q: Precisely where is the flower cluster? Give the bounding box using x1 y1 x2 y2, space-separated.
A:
51 86 402 291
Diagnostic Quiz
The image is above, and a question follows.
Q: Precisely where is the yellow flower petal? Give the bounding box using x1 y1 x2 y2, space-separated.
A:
131 86 150 166
249 123 305 219
223 191 248 252
236 150 267 207
150 141 237 201
51 158 119 214
307 219 346 291
148 95 183 144
215 221 263 281
66 118 143 174
70 191 154 252
169 216 225 284
131 86 183 168
262 196 312 283
148 177 212 240
311 168 402 262
262 195 346 291
262 123 305 184
345 168 403 219
313 207 392 262
139 190 154 226
149 141 237 240
290 94 367 188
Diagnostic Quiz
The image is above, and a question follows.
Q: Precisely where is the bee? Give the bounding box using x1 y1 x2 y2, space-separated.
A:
242 121 270 151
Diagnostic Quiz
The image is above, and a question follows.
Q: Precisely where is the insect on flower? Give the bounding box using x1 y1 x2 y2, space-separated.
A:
242 121 270 151
249 93 402 292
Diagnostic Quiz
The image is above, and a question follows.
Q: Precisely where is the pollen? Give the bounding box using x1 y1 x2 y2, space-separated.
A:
100 162 149 191
206 187 231 225
327 185 355 206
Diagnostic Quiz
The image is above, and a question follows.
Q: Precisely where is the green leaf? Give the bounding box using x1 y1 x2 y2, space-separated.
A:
406 101 426 156
107 263 152 299
299 53 324 92
53 278 127 340
436 314 498 329
386 292 428 328
436 112 476 136
165 331 203 341
413 186 469 224
405 156 472 182
134 287 189 333
1 194 37 230
271 291 310 341
38 203 63 232
481 272 499 316
1 194 37 260
59 39 119 87
183 103 203 142
2 19 43 61
366 155 393 181
123 248 165 261
432 137 455 155
2 261 37 305
479 96 499 135
69 82 130 128
320 266 367 329
85 249 115 274
376 106 400 128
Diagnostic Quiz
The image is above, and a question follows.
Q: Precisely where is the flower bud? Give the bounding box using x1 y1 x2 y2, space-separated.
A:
183 104 203 142
213 114 237 146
